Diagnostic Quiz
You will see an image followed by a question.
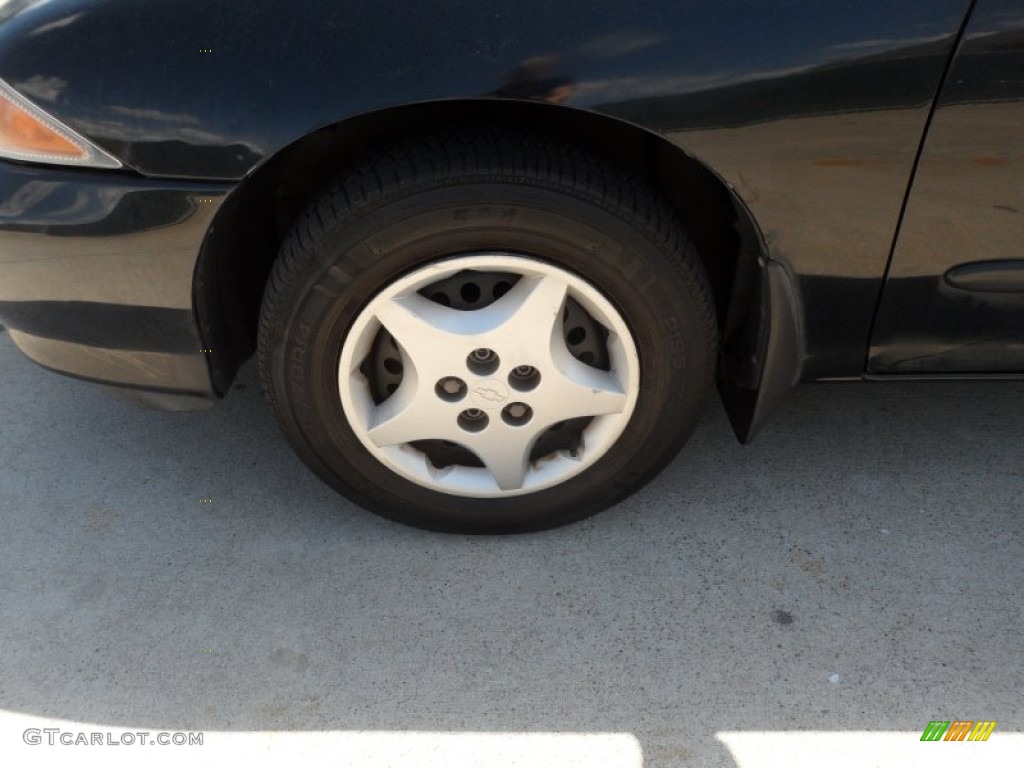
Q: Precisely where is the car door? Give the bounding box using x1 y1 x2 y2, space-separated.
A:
868 0 1024 374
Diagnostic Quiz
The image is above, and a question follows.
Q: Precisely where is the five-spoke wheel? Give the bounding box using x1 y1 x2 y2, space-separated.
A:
338 254 639 496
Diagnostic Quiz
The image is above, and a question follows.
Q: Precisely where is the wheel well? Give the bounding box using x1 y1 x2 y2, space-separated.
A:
193 99 765 395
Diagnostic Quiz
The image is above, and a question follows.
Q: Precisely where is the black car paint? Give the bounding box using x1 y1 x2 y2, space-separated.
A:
0 161 229 394
869 0 1024 373
0 0 1021 436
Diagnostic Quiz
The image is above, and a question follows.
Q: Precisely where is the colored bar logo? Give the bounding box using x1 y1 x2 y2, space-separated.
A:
921 721 997 741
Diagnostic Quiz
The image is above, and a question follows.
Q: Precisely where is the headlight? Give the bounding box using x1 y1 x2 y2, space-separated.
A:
0 78 121 169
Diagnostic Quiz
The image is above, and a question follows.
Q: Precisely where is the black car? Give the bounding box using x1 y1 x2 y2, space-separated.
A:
0 0 1020 532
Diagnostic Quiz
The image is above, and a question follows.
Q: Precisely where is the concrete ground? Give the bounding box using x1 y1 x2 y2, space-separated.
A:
0 328 1021 767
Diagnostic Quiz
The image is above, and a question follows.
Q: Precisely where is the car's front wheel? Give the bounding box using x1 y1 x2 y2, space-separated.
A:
258 127 716 532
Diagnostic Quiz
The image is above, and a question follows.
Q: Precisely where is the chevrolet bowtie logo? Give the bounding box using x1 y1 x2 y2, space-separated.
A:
473 386 507 403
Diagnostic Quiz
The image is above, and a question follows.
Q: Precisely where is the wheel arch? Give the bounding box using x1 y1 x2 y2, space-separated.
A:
193 98 787 438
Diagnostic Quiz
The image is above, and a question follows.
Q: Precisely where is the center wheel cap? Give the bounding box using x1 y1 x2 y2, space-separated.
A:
469 379 510 409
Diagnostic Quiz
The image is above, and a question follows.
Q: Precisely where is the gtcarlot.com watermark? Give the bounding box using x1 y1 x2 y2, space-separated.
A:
23 729 203 747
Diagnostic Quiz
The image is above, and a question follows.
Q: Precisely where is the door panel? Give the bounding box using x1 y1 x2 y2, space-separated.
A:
869 0 1024 373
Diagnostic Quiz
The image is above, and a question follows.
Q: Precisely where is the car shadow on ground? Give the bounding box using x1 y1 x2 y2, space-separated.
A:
1 332 1021 766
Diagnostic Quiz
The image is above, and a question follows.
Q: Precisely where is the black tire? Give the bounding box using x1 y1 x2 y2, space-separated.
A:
258 126 716 533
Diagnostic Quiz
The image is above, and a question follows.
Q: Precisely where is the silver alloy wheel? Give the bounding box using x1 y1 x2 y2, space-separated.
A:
338 254 640 497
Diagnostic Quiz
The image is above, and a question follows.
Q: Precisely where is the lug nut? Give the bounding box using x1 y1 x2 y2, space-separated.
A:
508 365 541 392
502 402 533 427
458 408 489 432
467 348 500 375
435 376 467 402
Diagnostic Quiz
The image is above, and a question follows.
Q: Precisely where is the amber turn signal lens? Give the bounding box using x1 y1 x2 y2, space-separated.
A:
0 91 86 161
0 79 121 168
